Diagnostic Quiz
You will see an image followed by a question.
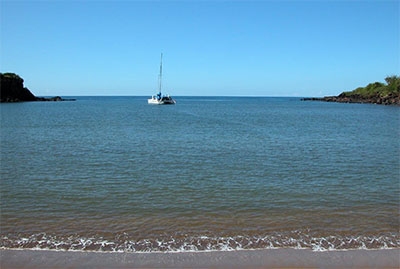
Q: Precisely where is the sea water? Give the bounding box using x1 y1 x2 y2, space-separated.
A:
1 97 399 251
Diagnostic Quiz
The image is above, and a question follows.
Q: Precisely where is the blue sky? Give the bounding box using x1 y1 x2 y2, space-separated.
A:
1 0 399 97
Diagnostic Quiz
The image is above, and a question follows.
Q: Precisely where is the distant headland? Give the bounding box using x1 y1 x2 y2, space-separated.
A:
302 76 400 105
0 73 75 103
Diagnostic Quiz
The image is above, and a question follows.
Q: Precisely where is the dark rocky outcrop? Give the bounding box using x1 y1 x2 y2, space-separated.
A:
35 96 76 102
0 73 36 102
0 73 75 102
301 92 400 105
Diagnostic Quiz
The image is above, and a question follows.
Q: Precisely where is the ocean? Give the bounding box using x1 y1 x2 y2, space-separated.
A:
1 96 399 252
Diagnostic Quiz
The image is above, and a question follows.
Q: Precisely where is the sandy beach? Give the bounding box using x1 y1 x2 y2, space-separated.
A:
1 248 399 268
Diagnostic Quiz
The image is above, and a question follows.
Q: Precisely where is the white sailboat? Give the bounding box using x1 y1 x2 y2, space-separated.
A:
148 53 176 105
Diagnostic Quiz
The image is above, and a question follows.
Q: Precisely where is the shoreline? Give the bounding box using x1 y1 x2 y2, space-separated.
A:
1 248 399 268
301 95 400 105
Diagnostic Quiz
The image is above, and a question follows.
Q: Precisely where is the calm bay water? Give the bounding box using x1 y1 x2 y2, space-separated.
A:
1 97 399 251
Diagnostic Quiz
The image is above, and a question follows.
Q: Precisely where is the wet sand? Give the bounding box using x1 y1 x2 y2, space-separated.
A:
1 248 399 268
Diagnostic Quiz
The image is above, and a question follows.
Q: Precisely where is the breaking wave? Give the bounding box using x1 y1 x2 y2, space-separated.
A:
1 232 399 252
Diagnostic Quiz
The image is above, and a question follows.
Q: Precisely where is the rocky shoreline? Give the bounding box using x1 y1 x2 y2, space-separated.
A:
2 96 76 103
0 73 75 103
301 92 400 105
35 96 76 102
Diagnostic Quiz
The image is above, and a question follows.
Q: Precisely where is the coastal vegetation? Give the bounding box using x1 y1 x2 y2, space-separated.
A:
303 75 400 105
1 72 24 81
342 75 399 98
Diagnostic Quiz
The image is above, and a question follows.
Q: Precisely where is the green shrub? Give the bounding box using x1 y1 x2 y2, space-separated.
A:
342 76 399 97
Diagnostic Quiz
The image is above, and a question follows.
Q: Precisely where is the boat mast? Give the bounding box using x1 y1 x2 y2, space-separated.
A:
158 53 163 95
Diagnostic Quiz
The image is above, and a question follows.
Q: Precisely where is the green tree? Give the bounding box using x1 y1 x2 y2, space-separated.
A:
384 75 400 92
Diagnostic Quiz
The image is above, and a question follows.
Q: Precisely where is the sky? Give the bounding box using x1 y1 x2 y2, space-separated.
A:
1 0 399 97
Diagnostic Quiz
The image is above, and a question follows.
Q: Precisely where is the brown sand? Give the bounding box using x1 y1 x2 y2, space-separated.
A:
1 248 399 268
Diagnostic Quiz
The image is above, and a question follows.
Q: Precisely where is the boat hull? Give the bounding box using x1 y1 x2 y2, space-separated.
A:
148 97 176 105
